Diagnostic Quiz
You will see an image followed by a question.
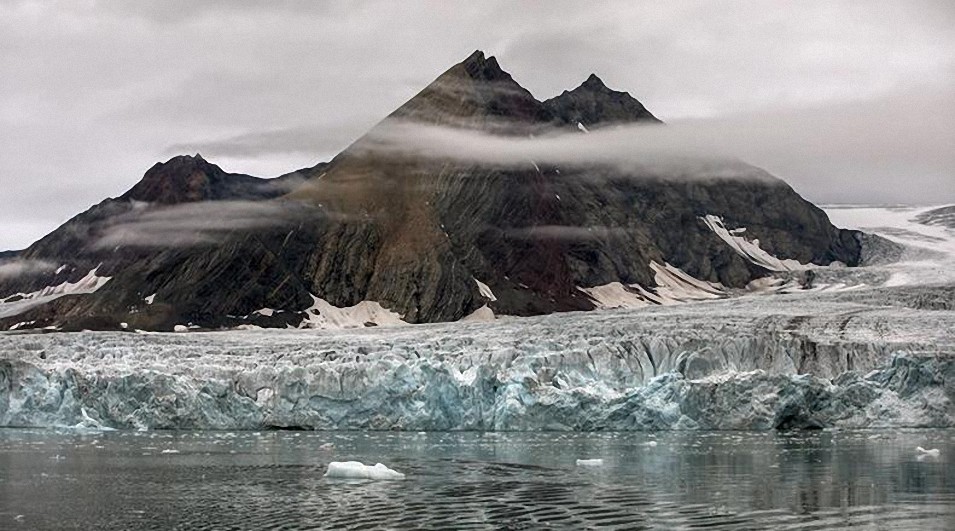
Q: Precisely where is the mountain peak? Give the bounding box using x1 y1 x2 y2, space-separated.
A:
462 49 486 65
581 73 609 91
544 73 662 126
386 50 547 127
457 49 509 83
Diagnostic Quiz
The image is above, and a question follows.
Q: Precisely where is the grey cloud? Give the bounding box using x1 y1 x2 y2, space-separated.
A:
91 200 345 249
341 81 955 196
165 124 365 160
0 259 56 280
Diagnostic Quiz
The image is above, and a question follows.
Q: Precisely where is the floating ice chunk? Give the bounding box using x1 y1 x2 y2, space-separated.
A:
917 446 940 458
576 458 604 467
70 407 115 431
160 449 180 454
324 461 405 480
645 441 658 447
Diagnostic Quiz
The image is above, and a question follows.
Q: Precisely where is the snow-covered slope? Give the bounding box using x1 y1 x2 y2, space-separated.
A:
702 215 805 272
0 267 111 321
579 261 725 309
824 204 955 287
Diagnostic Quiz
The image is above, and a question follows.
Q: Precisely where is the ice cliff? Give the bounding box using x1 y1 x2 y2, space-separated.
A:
1 290 952 431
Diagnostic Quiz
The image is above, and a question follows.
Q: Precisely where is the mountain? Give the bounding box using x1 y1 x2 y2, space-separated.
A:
543 73 661 126
0 50 863 331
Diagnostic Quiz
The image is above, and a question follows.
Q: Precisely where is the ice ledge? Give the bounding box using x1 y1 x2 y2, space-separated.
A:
0 353 950 431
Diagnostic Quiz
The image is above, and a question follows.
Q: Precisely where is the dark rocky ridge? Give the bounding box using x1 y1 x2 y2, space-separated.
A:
544 73 661 127
0 50 863 331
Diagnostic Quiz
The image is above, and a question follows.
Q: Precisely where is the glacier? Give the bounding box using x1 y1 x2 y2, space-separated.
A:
0 291 952 431
0 204 953 431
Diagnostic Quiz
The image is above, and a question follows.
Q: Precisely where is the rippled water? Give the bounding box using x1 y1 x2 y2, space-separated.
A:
0 429 952 530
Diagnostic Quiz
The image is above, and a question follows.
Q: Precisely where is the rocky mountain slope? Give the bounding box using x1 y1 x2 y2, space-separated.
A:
0 51 863 331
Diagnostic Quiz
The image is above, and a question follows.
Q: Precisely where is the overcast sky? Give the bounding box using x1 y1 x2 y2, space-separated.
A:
1 0 953 251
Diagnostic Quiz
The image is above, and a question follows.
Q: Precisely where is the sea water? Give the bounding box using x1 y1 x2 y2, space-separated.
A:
0 429 952 529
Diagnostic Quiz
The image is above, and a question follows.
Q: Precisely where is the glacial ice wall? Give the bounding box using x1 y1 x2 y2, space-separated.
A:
1 292 953 431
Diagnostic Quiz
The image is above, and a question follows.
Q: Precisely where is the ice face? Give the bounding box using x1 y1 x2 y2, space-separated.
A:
0 288 952 431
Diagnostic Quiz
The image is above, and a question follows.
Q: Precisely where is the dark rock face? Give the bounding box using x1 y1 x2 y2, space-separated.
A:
0 50 863 331
121 154 313 204
544 73 661 126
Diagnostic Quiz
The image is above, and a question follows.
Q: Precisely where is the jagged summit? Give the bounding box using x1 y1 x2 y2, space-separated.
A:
388 50 547 127
544 71 661 126
581 73 610 91
459 50 509 81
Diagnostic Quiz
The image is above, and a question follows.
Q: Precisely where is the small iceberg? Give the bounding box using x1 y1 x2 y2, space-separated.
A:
575 458 604 467
69 408 116 432
324 461 405 480
917 446 940 458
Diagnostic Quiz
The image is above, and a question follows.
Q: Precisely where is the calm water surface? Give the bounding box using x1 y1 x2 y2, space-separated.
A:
0 429 953 530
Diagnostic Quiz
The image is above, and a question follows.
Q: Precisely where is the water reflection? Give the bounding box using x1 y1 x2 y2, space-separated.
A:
0 429 952 529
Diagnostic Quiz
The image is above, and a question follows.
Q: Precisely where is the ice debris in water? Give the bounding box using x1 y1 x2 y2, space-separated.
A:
324 461 405 480
916 446 940 458
576 459 604 467
71 407 115 431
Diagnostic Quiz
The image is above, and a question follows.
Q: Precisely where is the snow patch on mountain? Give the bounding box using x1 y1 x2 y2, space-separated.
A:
579 282 649 310
300 295 405 329
475 279 497 301
580 261 725 309
0 267 111 319
702 215 804 272
461 304 495 322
